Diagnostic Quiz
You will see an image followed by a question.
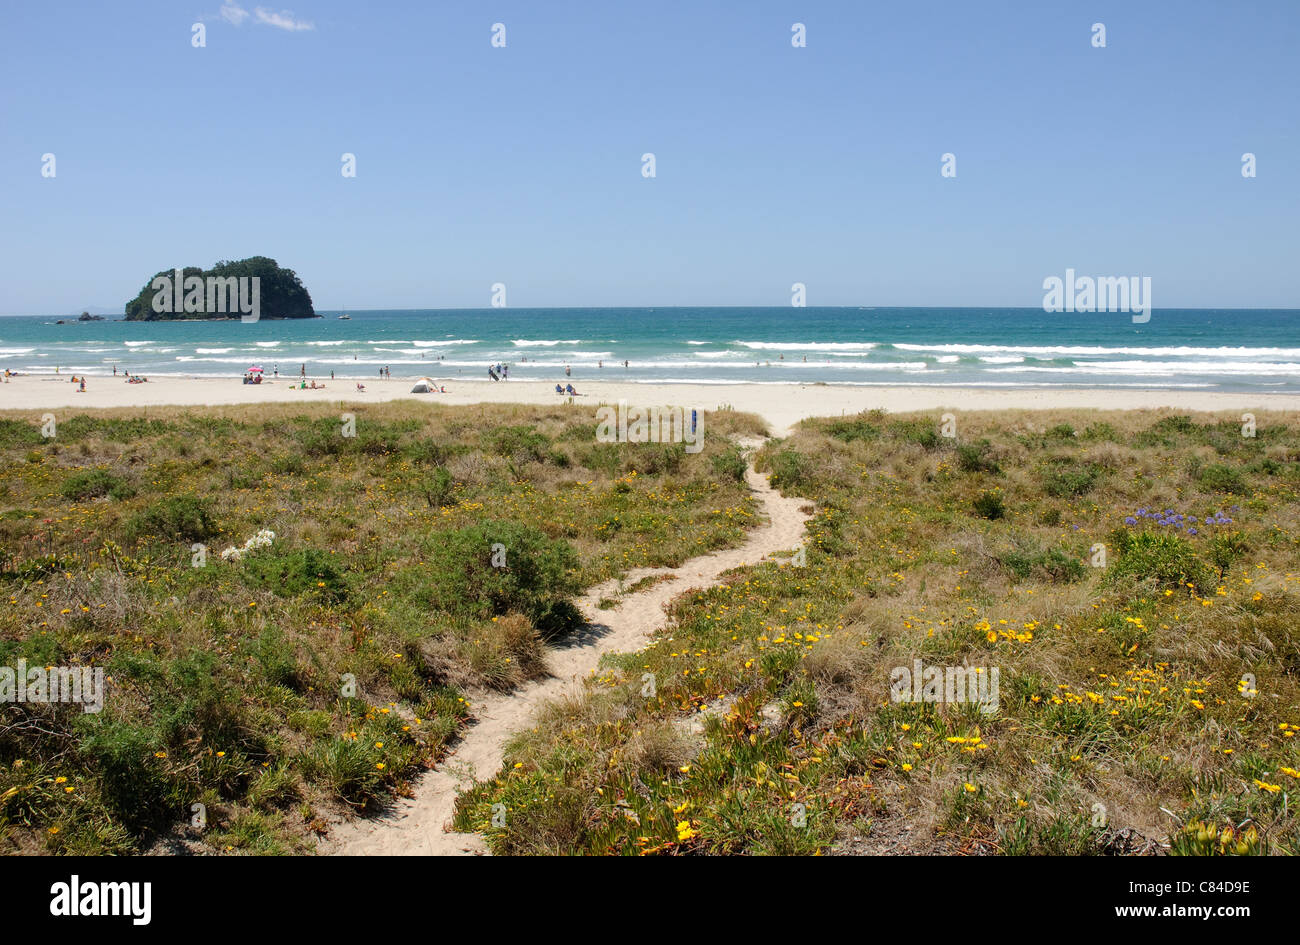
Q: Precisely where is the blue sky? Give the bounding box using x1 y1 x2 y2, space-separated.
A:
1 0 1296 313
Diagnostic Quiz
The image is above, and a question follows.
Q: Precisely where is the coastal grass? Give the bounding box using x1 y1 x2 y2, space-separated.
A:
0 400 763 853
454 408 1299 856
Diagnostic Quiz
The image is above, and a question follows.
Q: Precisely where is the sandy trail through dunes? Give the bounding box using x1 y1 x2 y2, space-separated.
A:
322 441 811 856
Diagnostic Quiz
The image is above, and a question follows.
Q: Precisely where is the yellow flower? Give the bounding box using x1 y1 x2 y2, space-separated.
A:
675 821 696 841
963 783 976 793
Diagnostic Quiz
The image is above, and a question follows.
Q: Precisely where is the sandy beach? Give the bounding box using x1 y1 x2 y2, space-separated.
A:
1 373 1295 434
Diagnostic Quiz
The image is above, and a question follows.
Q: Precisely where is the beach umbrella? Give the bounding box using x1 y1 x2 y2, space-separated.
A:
248 366 264 373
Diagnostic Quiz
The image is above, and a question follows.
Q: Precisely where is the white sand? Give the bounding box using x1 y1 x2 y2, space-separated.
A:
1 374 1295 435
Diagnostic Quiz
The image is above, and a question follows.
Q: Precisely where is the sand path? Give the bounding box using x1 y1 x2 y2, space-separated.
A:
321 441 811 855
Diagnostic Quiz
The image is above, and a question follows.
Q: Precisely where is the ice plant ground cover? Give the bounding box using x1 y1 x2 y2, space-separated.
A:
455 410 1299 855
0 402 764 853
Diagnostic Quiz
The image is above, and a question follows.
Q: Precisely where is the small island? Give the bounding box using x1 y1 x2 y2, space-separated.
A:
124 256 315 321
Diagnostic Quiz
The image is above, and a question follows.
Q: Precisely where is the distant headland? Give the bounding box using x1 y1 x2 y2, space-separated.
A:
124 256 316 321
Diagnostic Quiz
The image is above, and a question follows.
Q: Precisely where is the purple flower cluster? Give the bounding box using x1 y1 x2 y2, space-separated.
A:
1122 506 1238 536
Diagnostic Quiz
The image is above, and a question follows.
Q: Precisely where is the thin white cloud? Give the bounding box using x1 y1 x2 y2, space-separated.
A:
253 7 315 31
219 2 250 26
214 3 314 32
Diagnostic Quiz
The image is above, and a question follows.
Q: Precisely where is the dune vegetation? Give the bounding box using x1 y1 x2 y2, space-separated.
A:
453 409 1299 856
2 403 1296 855
0 401 764 853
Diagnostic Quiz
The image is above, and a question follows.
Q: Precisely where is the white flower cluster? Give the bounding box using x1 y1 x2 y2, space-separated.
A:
220 529 276 562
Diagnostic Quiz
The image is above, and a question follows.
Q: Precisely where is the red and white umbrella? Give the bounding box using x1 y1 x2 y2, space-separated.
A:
247 365 264 373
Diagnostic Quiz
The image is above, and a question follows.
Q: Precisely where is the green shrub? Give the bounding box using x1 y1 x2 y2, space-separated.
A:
956 440 999 473
1152 415 1197 436
420 521 582 638
766 449 809 489
711 446 748 482
61 469 127 501
77 719 179 833
824 417 881 443
417 466 454 508
890 419 941 450
125 495 218 543
628 443 686 475
487 425 549 463
1081 422 1118 441
1041 462 1104 497
1207 530 1249 575
242 548 349 603
1002 544 1086 583
0 419 43 449
973 490 1005 520
250 626 302 689
1198 464 1250 495
1108 529 1212 591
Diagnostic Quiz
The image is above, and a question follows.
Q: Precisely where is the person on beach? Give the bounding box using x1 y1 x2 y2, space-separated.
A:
565 365 571 377
565 383 579 395
623 360 628 369
79 378 85 392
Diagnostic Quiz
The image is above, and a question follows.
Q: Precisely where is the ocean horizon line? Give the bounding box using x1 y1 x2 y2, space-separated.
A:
5 304 1300 319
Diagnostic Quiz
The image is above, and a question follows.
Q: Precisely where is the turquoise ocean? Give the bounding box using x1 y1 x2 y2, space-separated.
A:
1 307 1298 391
